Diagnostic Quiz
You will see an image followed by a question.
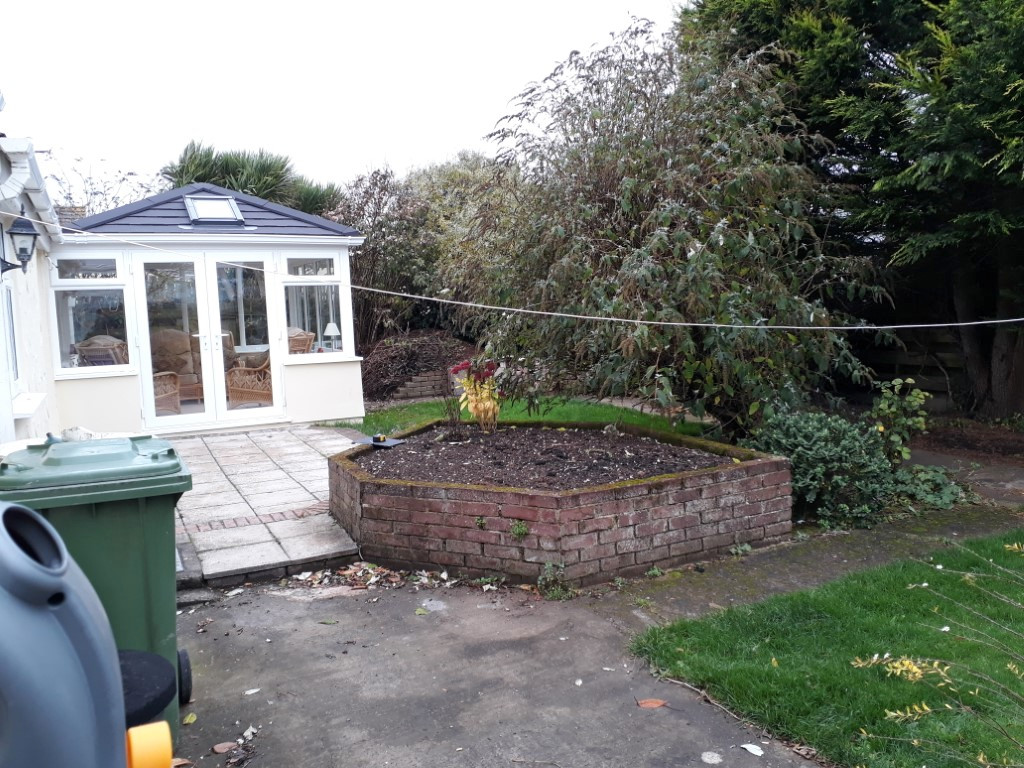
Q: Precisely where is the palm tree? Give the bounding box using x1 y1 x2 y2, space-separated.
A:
161 141 340 215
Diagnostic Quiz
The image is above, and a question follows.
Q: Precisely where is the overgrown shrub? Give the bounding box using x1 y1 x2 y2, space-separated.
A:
745 387 964 528
743 410 894 528
868 377 930 467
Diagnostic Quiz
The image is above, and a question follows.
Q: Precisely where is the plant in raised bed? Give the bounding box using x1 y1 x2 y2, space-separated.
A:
451 358 502 432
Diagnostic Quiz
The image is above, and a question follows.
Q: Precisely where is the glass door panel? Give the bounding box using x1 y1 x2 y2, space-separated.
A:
144 262 210 419
217 261 275 412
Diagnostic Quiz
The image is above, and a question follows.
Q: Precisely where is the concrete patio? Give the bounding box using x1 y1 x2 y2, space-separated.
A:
173 424 363 588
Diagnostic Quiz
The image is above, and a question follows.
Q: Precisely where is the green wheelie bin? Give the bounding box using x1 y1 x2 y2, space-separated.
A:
0 436 192 737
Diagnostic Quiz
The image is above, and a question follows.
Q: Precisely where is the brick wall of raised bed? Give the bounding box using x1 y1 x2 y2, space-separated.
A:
329 429 792 586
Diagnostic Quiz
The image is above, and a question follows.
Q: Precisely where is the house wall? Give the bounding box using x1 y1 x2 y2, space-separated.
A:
282 360 365 423
10 248 60 440
55 376 143 433
0 137 62 446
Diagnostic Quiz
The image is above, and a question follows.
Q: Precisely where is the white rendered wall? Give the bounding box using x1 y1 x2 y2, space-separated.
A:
282 359 365 423
55 375 143 434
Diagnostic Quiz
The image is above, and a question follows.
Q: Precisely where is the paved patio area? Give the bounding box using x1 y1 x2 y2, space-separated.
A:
173 425 363 587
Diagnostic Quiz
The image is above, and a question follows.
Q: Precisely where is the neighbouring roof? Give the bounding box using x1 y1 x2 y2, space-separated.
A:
68 182 362 237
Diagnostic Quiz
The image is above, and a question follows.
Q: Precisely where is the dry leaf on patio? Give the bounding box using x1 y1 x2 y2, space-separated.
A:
182 713 198 725
415 607 429 616
739 744 764 756
213 743 237 754
635 698 668 709
170 759 194 767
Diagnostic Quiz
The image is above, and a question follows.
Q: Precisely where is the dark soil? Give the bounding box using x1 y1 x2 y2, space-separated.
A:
354 425 728 491
913 417 1024 466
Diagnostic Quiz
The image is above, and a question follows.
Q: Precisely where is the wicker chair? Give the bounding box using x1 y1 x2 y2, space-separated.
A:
75 335 130 366
153 372 181 415
225 358 273 408
287 328 315 354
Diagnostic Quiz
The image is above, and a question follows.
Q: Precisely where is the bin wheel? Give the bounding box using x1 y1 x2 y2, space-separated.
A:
177 649 192 705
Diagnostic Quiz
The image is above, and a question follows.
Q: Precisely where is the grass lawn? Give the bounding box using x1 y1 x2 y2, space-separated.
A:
347 398 705 438
632 532 1024 768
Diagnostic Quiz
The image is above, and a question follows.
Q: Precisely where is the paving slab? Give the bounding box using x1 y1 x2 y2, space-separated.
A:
191 524 276 553
277 528 358 562
242 488 317 508
181 504 261 523
171 424 358 586
177 489 247 510
196 540 289 578
266 515 342 539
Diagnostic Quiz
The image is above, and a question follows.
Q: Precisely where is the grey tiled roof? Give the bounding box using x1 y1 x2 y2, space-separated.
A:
69 183 361 237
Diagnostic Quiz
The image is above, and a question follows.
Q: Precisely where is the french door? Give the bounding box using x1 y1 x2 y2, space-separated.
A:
137 255 282 429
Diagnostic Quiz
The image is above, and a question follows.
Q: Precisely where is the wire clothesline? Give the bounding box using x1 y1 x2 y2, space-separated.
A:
14 210 1024 333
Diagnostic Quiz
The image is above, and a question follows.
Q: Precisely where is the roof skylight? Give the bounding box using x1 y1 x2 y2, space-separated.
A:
184 195 244 223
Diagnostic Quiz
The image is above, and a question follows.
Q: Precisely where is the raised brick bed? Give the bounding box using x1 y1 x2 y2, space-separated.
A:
330 422 792 586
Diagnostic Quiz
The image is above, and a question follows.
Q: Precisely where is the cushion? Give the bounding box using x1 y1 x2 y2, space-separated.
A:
150 329 194 376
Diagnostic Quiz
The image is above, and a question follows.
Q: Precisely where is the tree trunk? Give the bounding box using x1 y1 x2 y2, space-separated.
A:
987 244 1024 416
951 262 992 410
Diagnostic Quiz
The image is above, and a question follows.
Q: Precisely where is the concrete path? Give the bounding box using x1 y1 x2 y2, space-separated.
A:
173 425 362 588
910 448 1024 505
176 583 805 768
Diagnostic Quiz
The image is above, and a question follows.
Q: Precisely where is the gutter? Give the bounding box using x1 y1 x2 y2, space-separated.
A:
0 137 62 248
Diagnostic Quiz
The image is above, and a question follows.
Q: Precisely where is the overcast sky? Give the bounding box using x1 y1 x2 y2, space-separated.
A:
2 1 681 192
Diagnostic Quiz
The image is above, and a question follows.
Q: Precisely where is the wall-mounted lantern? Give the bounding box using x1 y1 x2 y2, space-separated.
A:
0 210 40 277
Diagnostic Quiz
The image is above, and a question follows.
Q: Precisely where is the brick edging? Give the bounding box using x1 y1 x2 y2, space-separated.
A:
176 501 329 535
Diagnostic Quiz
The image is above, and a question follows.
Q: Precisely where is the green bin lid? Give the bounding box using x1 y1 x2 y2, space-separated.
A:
0 437 185 490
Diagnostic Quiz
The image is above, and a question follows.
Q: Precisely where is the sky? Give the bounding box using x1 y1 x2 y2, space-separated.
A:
2 1 681 194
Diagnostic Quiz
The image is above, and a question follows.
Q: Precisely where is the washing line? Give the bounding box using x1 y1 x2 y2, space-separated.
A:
16 211 1024 333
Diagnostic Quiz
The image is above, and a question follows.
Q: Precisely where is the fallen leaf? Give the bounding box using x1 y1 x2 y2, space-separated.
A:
243 725 258 740
212 743 237 754
171 759 194 767
225 588 244 597
318 619 338 625
771 657 779 668
740 744 764 756
182 713 197 725
636 698 668 709
244 688 260 696
415 607 428 616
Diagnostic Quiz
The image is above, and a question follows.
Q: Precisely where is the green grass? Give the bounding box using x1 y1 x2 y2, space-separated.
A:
345 398 705 438
632 533 1024 768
